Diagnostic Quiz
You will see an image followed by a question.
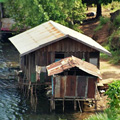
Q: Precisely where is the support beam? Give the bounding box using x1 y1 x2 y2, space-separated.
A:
78 100 82 113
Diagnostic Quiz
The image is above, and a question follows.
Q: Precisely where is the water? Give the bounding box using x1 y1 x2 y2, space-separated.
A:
0 42 94 120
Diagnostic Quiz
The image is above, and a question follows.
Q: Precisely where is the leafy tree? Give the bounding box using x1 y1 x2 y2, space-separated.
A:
83 0 120 18
106 80 120 108
4 0 86 31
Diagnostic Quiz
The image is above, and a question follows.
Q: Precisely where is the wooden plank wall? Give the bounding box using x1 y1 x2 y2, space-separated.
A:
54 76 97 99
77 76 87 98
20 37 99 83
87 78 97 98
40 38 96 52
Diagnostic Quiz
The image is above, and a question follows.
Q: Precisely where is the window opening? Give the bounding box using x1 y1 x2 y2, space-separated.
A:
55 52 64 62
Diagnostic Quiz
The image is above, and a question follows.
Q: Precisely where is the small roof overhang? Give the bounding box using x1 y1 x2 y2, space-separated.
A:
46 56 102 79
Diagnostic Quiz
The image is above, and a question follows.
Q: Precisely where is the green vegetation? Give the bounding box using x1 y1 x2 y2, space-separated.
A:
85 81 120 120
98 13 120 64
106 80 120 108
4 0 86 31
94 16 110 32
83 0 120 18
85 108 120 120
104 1 120 12
113 14 120 28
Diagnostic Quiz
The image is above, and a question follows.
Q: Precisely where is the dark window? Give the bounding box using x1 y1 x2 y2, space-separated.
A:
55 52 64 62
55 52 64 58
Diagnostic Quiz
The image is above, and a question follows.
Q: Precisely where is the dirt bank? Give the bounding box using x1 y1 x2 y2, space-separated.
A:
100 60 120 84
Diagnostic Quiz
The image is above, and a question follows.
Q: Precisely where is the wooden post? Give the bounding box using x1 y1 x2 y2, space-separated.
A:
63 99 65 112
50 97 55 112
78 100 82 113
95 100 97 110
50 76 55 112
74 99 77 111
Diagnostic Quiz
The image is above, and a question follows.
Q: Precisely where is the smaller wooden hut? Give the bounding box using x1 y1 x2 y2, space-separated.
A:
46 56 102 111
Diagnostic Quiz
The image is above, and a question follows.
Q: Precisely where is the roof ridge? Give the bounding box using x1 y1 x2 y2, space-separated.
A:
49 20 67 36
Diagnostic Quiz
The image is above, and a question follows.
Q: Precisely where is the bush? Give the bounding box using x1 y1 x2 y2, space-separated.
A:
84 108 120 120
105 80 120 108
84 113 108 120
99 17 110 25
94 17 110 32
109 50 120 64
103 1 120 12
113 14 120 28
105 29 120 64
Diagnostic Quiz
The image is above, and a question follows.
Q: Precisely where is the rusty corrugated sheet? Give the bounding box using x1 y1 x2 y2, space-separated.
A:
54 76 66 98
65 76 76 97
9 20 111 56
46 56 102 79
54 76 61 98
87 77 96 98
60 76 66 97
77 76 87 98
1 18 16 31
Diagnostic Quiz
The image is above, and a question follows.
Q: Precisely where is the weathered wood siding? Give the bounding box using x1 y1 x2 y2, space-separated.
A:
20 37 100 82
53 76 97 98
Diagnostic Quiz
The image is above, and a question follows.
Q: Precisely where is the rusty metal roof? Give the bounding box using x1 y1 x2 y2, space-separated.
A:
46 56 102 79
9 20 111 56
1 18 16 31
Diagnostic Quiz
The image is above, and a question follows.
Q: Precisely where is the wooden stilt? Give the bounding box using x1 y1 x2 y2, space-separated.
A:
63 99 65 112
74 99 77 111
95 100 97 110
50 97 55 112
78 100 82 113
80 101 84 112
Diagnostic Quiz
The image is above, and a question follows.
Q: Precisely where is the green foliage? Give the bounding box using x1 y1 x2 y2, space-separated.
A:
113 14 120 28
84 113 108 120
104 108 120 120
106 80 120 108
84 108 120 120
94 17 110 32
100 45 111 60
101 30 120 64
106 1 120 12
94 25 103 32
4 0 86 31
109 50 120 64
99 17 110 25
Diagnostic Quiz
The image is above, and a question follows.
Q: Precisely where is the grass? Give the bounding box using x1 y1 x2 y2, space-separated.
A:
84 108 120 120
84 113 108 120
113 14 120 28
94 17 110 32
100 49 120 65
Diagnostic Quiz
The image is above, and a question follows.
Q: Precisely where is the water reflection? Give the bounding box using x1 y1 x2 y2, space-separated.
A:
0 79 73 120
0 79 23 120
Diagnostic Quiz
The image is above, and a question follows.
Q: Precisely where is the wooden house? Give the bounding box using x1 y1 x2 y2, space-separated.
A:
9 20 111 111
46 56 102 111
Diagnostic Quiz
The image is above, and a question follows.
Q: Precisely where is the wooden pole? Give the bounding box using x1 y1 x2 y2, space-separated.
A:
95 100 97 110
63 99 65 112
78 100 82 113
74 99 77 111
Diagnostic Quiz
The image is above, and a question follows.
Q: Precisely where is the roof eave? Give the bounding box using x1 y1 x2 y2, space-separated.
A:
68 35 112 56
20 35 68 57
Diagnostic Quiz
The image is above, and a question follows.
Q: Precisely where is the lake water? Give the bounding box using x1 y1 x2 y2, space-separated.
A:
0 42 94 120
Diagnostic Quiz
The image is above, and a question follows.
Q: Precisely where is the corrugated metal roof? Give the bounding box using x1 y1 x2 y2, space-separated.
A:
1 18 16 31
9 20 111 56
46 56 102 79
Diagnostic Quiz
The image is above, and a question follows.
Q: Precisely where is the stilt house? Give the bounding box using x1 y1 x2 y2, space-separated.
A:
9 20 111 111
